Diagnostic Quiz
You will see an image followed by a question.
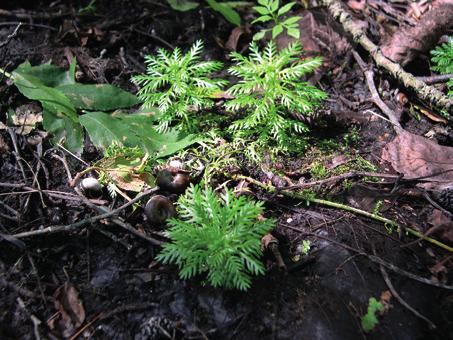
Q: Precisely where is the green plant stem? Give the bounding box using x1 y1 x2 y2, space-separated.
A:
0 67 12 79
234 175 453 252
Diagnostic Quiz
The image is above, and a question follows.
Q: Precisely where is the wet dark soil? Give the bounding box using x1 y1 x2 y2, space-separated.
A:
1 1 452 339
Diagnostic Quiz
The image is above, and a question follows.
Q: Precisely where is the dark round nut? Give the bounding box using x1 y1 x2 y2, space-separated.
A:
156 169 190 194
79 177 103 198
144 195 177 225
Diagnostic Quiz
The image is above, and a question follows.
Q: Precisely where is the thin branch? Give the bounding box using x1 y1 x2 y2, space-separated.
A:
378 257 437 329
234 174 453 252
417 74 453 85
0 22 21 48
321 0 452 110
352 50 403 131
12 188 159 242
306 233 453 290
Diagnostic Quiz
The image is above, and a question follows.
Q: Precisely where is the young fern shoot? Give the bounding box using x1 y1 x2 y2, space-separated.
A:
157 184 275 290
431 37 453 97
226 41 327 153
131 40 228 132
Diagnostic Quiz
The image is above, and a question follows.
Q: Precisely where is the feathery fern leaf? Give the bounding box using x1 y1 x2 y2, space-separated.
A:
431 37 453 97
226 40 327 153
156 184 275 290
132 40 228 132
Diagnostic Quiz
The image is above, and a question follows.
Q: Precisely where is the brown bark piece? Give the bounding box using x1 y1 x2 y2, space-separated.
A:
381 3 453 66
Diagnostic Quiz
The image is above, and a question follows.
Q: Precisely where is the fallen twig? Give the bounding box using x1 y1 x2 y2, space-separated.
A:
376 250 437 329
234 175 453 252
321 0 452 111
306 233 453 290
0 22 21 48
417 74 453 85
352 50 403 131
11 188 160 243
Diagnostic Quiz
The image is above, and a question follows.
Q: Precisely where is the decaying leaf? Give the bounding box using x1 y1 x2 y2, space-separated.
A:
49 282 85 338
381 131 453 187
277 11 350 58
427 209 453 244
96 151 155 192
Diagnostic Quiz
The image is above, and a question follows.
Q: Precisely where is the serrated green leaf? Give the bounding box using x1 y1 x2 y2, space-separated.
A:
253 5 269 15
206 0 241 26
282 16 301 25
272 24 283 38
57 84 141 111
252 15 272 24
166 0 199 11
270 0 279 12
253 30 266 41
277 2 296 16
287 27 300 39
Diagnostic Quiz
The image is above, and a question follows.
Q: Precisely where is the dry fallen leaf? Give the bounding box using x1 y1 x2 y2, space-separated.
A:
49 282 86 338
381 131 453 187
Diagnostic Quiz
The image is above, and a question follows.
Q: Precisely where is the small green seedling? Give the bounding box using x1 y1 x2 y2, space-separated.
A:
252 0 301 40
132 40 227 132
226 40 327 153
157 184 275 290
430 37 453 97
166 0 241 26
301 239 311 256
361 297 384 332
78 0 97 14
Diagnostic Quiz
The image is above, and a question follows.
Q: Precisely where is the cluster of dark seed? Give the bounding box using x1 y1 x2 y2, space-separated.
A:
135 316 174 340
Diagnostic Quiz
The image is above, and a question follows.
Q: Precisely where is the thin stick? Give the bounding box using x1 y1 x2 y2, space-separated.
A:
378 258 437 329
0 22 21 48
235 175 453 252
12 188 159 240
321 0 452 110
352 50 403 131
306 233 453 290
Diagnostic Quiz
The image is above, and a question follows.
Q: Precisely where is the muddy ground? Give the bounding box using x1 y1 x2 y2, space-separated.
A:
1 1 452 339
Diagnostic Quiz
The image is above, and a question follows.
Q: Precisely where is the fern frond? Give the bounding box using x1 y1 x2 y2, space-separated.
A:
156 184 275 290
131 40 227 131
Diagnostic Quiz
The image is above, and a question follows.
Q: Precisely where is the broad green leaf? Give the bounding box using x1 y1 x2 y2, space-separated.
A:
42 104 83 152
166 0 199 11
253 30 266 41
206 0 241 26
257 0 268 5
57 84 141 111
139 127 200 158
277 2 296 16
287 27 300 39
272 24 283 38
79 111 199 158
270 0 279 12
15 60 76 87
253 5 269 15
12 70 78 123
282 16 301 25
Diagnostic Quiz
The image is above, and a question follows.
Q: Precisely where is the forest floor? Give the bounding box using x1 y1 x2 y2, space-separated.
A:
0 1 452 339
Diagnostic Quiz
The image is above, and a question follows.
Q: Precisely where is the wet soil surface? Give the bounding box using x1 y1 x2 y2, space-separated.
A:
1 1 452 339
